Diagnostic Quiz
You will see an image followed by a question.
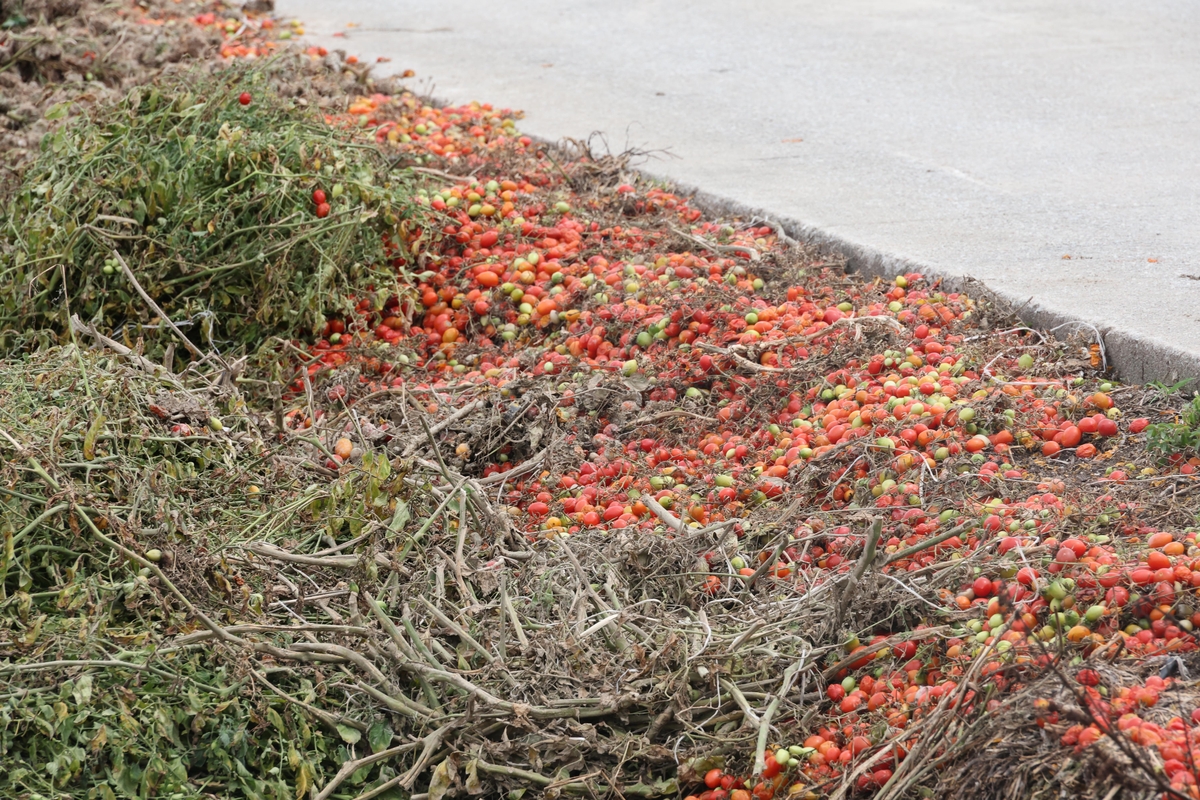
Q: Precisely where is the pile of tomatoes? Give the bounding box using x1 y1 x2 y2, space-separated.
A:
246 43 1200 799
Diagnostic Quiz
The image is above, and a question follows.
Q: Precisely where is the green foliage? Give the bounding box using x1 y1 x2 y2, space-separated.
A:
0 666 325 800
0 348 406 800
1146 393 1200 455
0 64 417 356
1147 378 1196 397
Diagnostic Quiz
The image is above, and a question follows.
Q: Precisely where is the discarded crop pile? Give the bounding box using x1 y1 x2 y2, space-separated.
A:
8 4 1200 800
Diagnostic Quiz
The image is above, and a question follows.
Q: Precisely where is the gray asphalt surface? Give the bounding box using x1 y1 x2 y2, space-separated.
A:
278 0 1200 383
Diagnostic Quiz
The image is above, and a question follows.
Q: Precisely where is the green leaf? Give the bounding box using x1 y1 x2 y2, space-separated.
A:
83 413 106 461
336 723 362 744
388 500 410 533
72 674 93 707
367 722 392 753
266 707 287 735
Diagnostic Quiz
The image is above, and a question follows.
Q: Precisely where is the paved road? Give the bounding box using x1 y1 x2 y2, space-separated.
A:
279 0 1200 383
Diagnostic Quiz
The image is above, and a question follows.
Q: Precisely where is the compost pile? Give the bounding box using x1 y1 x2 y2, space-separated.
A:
6 4 1200 800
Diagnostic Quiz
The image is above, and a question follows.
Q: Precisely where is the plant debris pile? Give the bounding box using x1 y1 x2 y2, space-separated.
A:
1 0 260 190
0 70 419 355
0 338 812 800
6 3 1200 800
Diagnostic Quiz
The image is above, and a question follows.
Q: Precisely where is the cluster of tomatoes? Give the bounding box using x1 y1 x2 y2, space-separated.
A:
189 6 291 59
240 47 1200 797
123 1 310 62
323 92 532 160
1048 673 1200 795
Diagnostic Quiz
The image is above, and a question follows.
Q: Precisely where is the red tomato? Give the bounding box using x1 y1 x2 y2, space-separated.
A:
316 202 331 218
238 91 252 106
313 189 327 205
1147 551 1171 571
1059 426 1082 448
1131 568 1155 586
